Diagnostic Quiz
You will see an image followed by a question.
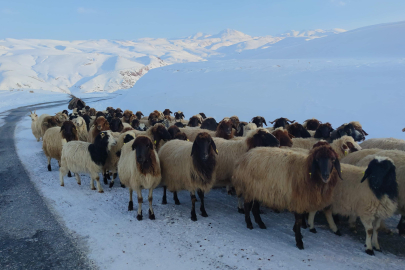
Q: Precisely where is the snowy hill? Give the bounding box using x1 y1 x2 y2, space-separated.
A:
0 28 343 94
91 21 405 138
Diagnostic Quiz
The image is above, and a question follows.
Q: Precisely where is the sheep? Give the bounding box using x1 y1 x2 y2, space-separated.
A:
232 145 342 250
55 112 68 123
59 130 117 193
188 116 202 127
174 111 185 121
122 110 133 123
87 116 110 143
229 116 240 129
135 111 144 120
29 110 41 141
163 109 172 116
174 132 188 141
200 117 218 131
41 115 63 137
341 149 405 236
314 122 334 140
272 128 293 147
34 113 51 140
115 112 123 118
235 121 247 137
350 121 368 140
269 117 295 129
303 118 322 130
360 138 405 151
134 123 171 151
95 111 106 119
216 118 235 140
330 123 358 141
251 116 267 128
308 157 398 255
110 117 124 132
292 136 361 159
159 132 218 221
174 122 186 128
168 125 181 139
117 136 161 220
104 130 137 187
72 116 88 142
131 119 144 131
287 122 311 138
242 123 257 137
115 108 123 114
88 108 96 116
43 121 78 172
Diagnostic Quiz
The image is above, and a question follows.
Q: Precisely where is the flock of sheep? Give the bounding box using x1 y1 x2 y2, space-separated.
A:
28 102 405 256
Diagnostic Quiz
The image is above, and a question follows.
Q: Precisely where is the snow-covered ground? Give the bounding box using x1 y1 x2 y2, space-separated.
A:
14 103 405 270
0 29 343 94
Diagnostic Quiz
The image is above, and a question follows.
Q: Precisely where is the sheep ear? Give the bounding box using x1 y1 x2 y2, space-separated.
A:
269 120 276 124
334 159 343 180
361 169 370 183
211 139 218 155
263 118 267 126
362 129 368 136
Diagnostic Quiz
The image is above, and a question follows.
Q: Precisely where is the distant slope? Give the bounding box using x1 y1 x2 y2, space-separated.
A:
0 28 343 93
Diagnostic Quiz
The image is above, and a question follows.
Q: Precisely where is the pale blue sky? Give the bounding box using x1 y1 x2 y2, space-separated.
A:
1 0 404 40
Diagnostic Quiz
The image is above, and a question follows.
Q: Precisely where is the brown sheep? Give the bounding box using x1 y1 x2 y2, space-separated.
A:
216 119 234 140
123 110 133 123
287 122 311 138
135 111 144 120
272 128 293 147
187 116 202 127
163 109 172 116
230 116 240 130
88 108 96 116
41 116 63 137
303 118 322 130
87 116 110 143
168 125 181 139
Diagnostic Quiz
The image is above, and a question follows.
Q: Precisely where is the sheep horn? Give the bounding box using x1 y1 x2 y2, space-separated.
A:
362 129 368 136
269 120 276 124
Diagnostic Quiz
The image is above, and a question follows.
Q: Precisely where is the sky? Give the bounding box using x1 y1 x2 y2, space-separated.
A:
0 0 404 40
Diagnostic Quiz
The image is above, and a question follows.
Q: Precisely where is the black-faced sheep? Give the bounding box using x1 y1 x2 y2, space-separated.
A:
110 117 124 132
134 123 172 151
59 130 117 193
88 108 96 116
174 122 186 128
118 136 161 220
168 125 181 139
188 116 202 127
135 111 144 120
287 122 311 138
43 121 78 172
159 132 218 221
174 111 185 121
251 116 267 128
308 157 398 255
314 122 334 140
269 117 295 129
232 145 342 250
200 117 218 131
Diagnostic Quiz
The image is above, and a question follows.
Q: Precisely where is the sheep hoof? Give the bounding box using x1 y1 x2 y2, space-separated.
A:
120 184 126 188
67 171 72 177
309 228 317 234
334 230 342 236
91 187 96 190
103 178 108 185
258 222 267 229
148 210 155 220
162 198 167 205
174 199 181 205
60 184 64 187
301 222 308 229
365 249 375 256
246 223 253 230
201 211 208 217
373 247 382 252
109 182 114 188
77 183 81 185
191 214 197 222
137 214 143 221
238 208 245 214
98 190 104 193
296 241 304 250
47 164 51 171
128 201 133 211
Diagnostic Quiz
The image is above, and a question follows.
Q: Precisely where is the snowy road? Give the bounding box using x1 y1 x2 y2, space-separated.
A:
2 100 403 269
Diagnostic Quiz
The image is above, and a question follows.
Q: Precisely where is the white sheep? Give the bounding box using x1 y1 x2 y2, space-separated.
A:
59 130 117 193
72 116 88 142
35 113 50 141
307 157 398 255
360 138 405 151
159 132 218 221
29 110 40 141
118 136 161 220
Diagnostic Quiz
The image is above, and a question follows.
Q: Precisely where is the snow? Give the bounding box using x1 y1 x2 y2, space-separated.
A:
14 103 405 270
0 28 343 94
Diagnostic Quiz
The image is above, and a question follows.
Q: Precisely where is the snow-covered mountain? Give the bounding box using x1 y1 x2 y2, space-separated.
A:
0 28 343 94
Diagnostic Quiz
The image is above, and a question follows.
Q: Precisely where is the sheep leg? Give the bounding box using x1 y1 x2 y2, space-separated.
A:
173 191 181 205
96 176 104 193
148 188 155 220
109 173 117 188
197 189 208 217
348 215 357 232
252 200 266 229
301 213 308 229
162 186 167 205
237 195 244 214
136 188 143 221
372 218 382 252
293 213 304 250
324 208 341 236
59 166 68 187
47 157 52 171
190 191 197 221
67 171 72 177
75 173 81 185
128 188 134 211
244 200 253 229
308 211 317 233
360 216 375 255
103 169 108 185
397 215 405 236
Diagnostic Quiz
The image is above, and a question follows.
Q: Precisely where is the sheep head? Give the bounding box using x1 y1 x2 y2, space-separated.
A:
95 116 110 131
174 111 185 120
110 117 124 132
136 111 144 120
272 128 293 147
150 124 171 145
123 110 133 123
89 108 96 116
308 145 342 183
199 112 207 119
247 128 280 149
314 123 333 139
251 116 267 128
60 121 78 142
216 119 234 140
174 132 188 141
304 118 322 130
163 109 172 116
168 125 181 139
269 117 295 129
188 116 202 127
